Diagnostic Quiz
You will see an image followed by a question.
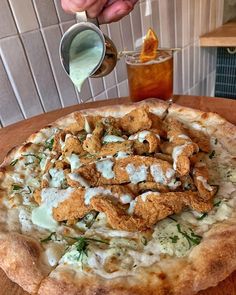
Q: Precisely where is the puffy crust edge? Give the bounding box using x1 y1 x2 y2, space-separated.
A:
168 103 236 156
0 232 51 294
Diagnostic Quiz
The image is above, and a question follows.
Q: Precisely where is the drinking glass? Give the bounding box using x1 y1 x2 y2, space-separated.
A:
126 50 173 102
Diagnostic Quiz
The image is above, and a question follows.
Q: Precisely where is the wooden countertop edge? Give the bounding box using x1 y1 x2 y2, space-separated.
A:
199 21 236 47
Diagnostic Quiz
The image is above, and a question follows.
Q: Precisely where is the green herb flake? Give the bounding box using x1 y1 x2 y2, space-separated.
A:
214 138 218 145
45 138 54 151
141 236 148 246
25 162 34 166
177 224 202 248
169 235 179 243
40 232 56 243
77 134 86 142
10 159 18 166
26 186 32 194
196 212 208 220
67 236 109 262
12 184 22 191
209 150 215 159
213 200 221 207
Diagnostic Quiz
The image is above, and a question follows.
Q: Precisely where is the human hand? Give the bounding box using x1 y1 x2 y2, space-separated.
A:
61 0 138 24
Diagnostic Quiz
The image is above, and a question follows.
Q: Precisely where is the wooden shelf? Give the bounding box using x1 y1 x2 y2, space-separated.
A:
200 20 236 47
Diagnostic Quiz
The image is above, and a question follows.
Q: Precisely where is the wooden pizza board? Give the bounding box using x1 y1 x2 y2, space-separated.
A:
0 95 236 295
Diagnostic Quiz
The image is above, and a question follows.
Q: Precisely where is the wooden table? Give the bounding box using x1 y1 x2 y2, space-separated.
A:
0 95 236 295
200 20 236 47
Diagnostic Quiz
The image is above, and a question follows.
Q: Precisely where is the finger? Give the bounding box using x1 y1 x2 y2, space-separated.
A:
86 0 108 18
98 0 137 24
61 0 97 13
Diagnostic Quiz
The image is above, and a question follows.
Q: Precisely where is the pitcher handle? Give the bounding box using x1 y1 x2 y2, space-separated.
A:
76 12 99 28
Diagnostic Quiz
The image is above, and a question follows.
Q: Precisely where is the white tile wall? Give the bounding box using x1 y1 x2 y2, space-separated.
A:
0 0 224 127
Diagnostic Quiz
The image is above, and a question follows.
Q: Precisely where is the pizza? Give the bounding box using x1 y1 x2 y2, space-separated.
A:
0 98 235 295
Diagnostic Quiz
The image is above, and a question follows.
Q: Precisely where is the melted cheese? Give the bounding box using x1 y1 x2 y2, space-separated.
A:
96 159 115 179
153 219 191 257
32 188 74 230
126 164 147 184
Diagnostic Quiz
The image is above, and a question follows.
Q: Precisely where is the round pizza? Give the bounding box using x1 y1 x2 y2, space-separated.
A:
0 99 235 295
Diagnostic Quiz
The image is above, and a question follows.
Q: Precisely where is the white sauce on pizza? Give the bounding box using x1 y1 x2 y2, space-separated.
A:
129 130 151 143
48 168 66 188
32 188 74 230
68 173 90 188
150 164 167 184
67 154 81 172
126 164 147 184
84 187 111 205
103 135 125 143
96 159 115 179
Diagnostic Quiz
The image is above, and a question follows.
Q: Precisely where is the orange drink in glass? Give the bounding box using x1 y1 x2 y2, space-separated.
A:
126 50 173 102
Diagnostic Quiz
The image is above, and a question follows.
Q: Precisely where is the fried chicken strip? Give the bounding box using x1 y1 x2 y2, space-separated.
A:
76 156 177 187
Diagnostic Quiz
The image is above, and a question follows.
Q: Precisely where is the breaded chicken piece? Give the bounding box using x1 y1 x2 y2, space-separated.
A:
82 121 104 154
154 153 173 163
53 185 135 223
64 113 85 134
193 164 217 200
76 156 176 186
99 141 133 157
186 127 211 153
63 135 83 156
148 112 166 138
119 107 152 134
126 182 169 195
129 130 160 153
53 188 92 224
162 118 199 176
91 191 213 231
102 116 123 136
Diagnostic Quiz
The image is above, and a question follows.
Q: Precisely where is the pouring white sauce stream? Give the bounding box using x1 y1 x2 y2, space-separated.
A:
69 30 104 91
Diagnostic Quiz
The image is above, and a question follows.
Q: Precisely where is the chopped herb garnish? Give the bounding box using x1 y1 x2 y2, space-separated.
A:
66 236 109 262
77 134 86 142
141 236 148 246
168 216 177 222
213 200 221 207
40 232 57 243
10 159 18 166
226 171 232 178
45 138 54 151
177 224 202 248
25 162 34 166
214 138 218 145
209 150 215 159
169 235 179 243
12 184 22 191
196 212 208 220
26 186 32 194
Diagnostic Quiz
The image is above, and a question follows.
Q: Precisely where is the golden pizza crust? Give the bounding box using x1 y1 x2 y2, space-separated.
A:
0 232 51 294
